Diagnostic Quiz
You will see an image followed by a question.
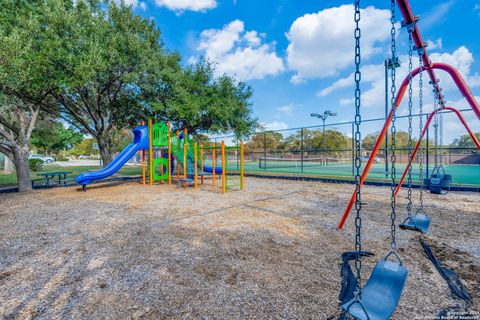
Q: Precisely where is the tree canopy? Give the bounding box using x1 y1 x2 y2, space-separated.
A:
31 118 83 154
450 132 480 154
1 0 258 167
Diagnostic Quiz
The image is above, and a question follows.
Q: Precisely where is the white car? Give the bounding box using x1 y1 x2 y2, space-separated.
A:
29 154 55 164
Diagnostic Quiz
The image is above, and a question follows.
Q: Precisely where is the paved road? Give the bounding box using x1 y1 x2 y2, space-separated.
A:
48 160 102 167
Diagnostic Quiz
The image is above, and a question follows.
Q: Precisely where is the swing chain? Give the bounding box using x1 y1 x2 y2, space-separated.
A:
433 89 439 170
418 51 425 209
389 0 398 251
440 112 444 166
406 28 414 218
353 0 363 301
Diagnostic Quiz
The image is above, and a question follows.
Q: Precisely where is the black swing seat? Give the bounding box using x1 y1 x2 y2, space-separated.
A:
342 259 408 320
399 213 430 234
428 174 451 195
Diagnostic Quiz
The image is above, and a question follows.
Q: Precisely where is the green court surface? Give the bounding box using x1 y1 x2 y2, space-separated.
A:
219 160 480 186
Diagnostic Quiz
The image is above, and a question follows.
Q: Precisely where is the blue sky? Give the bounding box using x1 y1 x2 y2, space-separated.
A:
128 0 480 142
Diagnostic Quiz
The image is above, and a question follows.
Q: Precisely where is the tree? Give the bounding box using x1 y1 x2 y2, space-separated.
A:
34 0 179 165
111 129 134 153
31 118 83 155
311 129 349 152
245 132 284 152
362 131 416 150
151 60 258 140
450 132 480 152
281 129 318 152
69 138 100 157
0 1 59 191
2 0 258 176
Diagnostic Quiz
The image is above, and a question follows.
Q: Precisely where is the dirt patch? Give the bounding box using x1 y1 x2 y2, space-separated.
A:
0 178 479 319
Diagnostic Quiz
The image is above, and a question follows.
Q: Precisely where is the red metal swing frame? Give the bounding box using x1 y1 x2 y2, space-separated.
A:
338 0 480 230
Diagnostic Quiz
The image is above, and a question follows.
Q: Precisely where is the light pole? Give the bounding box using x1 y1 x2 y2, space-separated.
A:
311 110 337 165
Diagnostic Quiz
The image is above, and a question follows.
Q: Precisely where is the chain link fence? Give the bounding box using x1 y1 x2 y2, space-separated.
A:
213 109 480 186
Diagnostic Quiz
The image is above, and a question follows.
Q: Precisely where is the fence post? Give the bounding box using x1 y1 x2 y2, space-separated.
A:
300 128 304 174
385 59 389 178
263 132 267 172
240 141 244 191
351 122 355 177
426 114 430 178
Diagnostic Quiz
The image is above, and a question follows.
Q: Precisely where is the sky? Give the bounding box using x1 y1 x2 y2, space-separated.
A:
126 0 480 143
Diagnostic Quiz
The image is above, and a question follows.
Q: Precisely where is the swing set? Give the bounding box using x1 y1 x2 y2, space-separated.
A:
340 1 480 319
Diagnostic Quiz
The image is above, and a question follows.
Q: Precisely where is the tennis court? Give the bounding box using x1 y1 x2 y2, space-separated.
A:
216 157 480 186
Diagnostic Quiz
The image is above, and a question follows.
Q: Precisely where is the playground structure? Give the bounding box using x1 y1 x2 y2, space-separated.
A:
76 120 244 193
340 1 480 320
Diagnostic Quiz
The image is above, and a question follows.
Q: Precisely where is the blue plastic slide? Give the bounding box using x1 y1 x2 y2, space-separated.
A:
76 126 150 186
202 163 223 175
178 134 223 175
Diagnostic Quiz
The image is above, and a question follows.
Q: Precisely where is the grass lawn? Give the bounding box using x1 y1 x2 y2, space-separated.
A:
0 164 142 187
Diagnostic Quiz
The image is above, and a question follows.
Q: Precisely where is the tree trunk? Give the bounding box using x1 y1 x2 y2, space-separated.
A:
97 135 113 166
13 146 31 192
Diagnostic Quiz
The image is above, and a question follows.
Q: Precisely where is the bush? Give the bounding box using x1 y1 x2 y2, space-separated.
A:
56 156 69 161
29 158 44 172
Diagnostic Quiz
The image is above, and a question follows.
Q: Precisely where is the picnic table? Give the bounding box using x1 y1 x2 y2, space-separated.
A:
34 171 72 186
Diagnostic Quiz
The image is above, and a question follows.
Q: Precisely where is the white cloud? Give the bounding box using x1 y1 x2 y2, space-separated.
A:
321 46 480 109
154 0 216 12
244 31 261 46
276 103 293 115
139 1 146 10
430 46 473 76
290 74 305 85
317 75 353 97
114 0 138 8
422 1 454 29
193 20 284 81
440 96 480 144
426 38 442 50
286 5 393 81
261 121 288 131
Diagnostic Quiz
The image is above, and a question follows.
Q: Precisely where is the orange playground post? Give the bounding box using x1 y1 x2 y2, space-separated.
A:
176 130 180 182
141 121 146 185
240 141 244 191
212 147 216 191
200 148 204 184
167 122 171 185
149 118 153 186
183 128 187 187
221 141 226 193
194 143 198 189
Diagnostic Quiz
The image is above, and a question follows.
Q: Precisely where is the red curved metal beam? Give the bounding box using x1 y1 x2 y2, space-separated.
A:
394 106 480 196
433 63 480 120
337 63 480 230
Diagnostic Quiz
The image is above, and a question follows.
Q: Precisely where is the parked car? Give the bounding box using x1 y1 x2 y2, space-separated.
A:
29 154 55 164
79 155 90 159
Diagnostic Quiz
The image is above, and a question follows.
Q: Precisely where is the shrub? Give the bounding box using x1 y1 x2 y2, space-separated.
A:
29 158 44 172
56 156 69 161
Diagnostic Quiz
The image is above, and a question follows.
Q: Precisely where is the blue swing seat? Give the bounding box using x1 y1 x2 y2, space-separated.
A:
399 213 430 234
342 259 408 320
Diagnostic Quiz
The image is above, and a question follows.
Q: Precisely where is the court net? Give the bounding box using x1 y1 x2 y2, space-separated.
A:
258 157 350 169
